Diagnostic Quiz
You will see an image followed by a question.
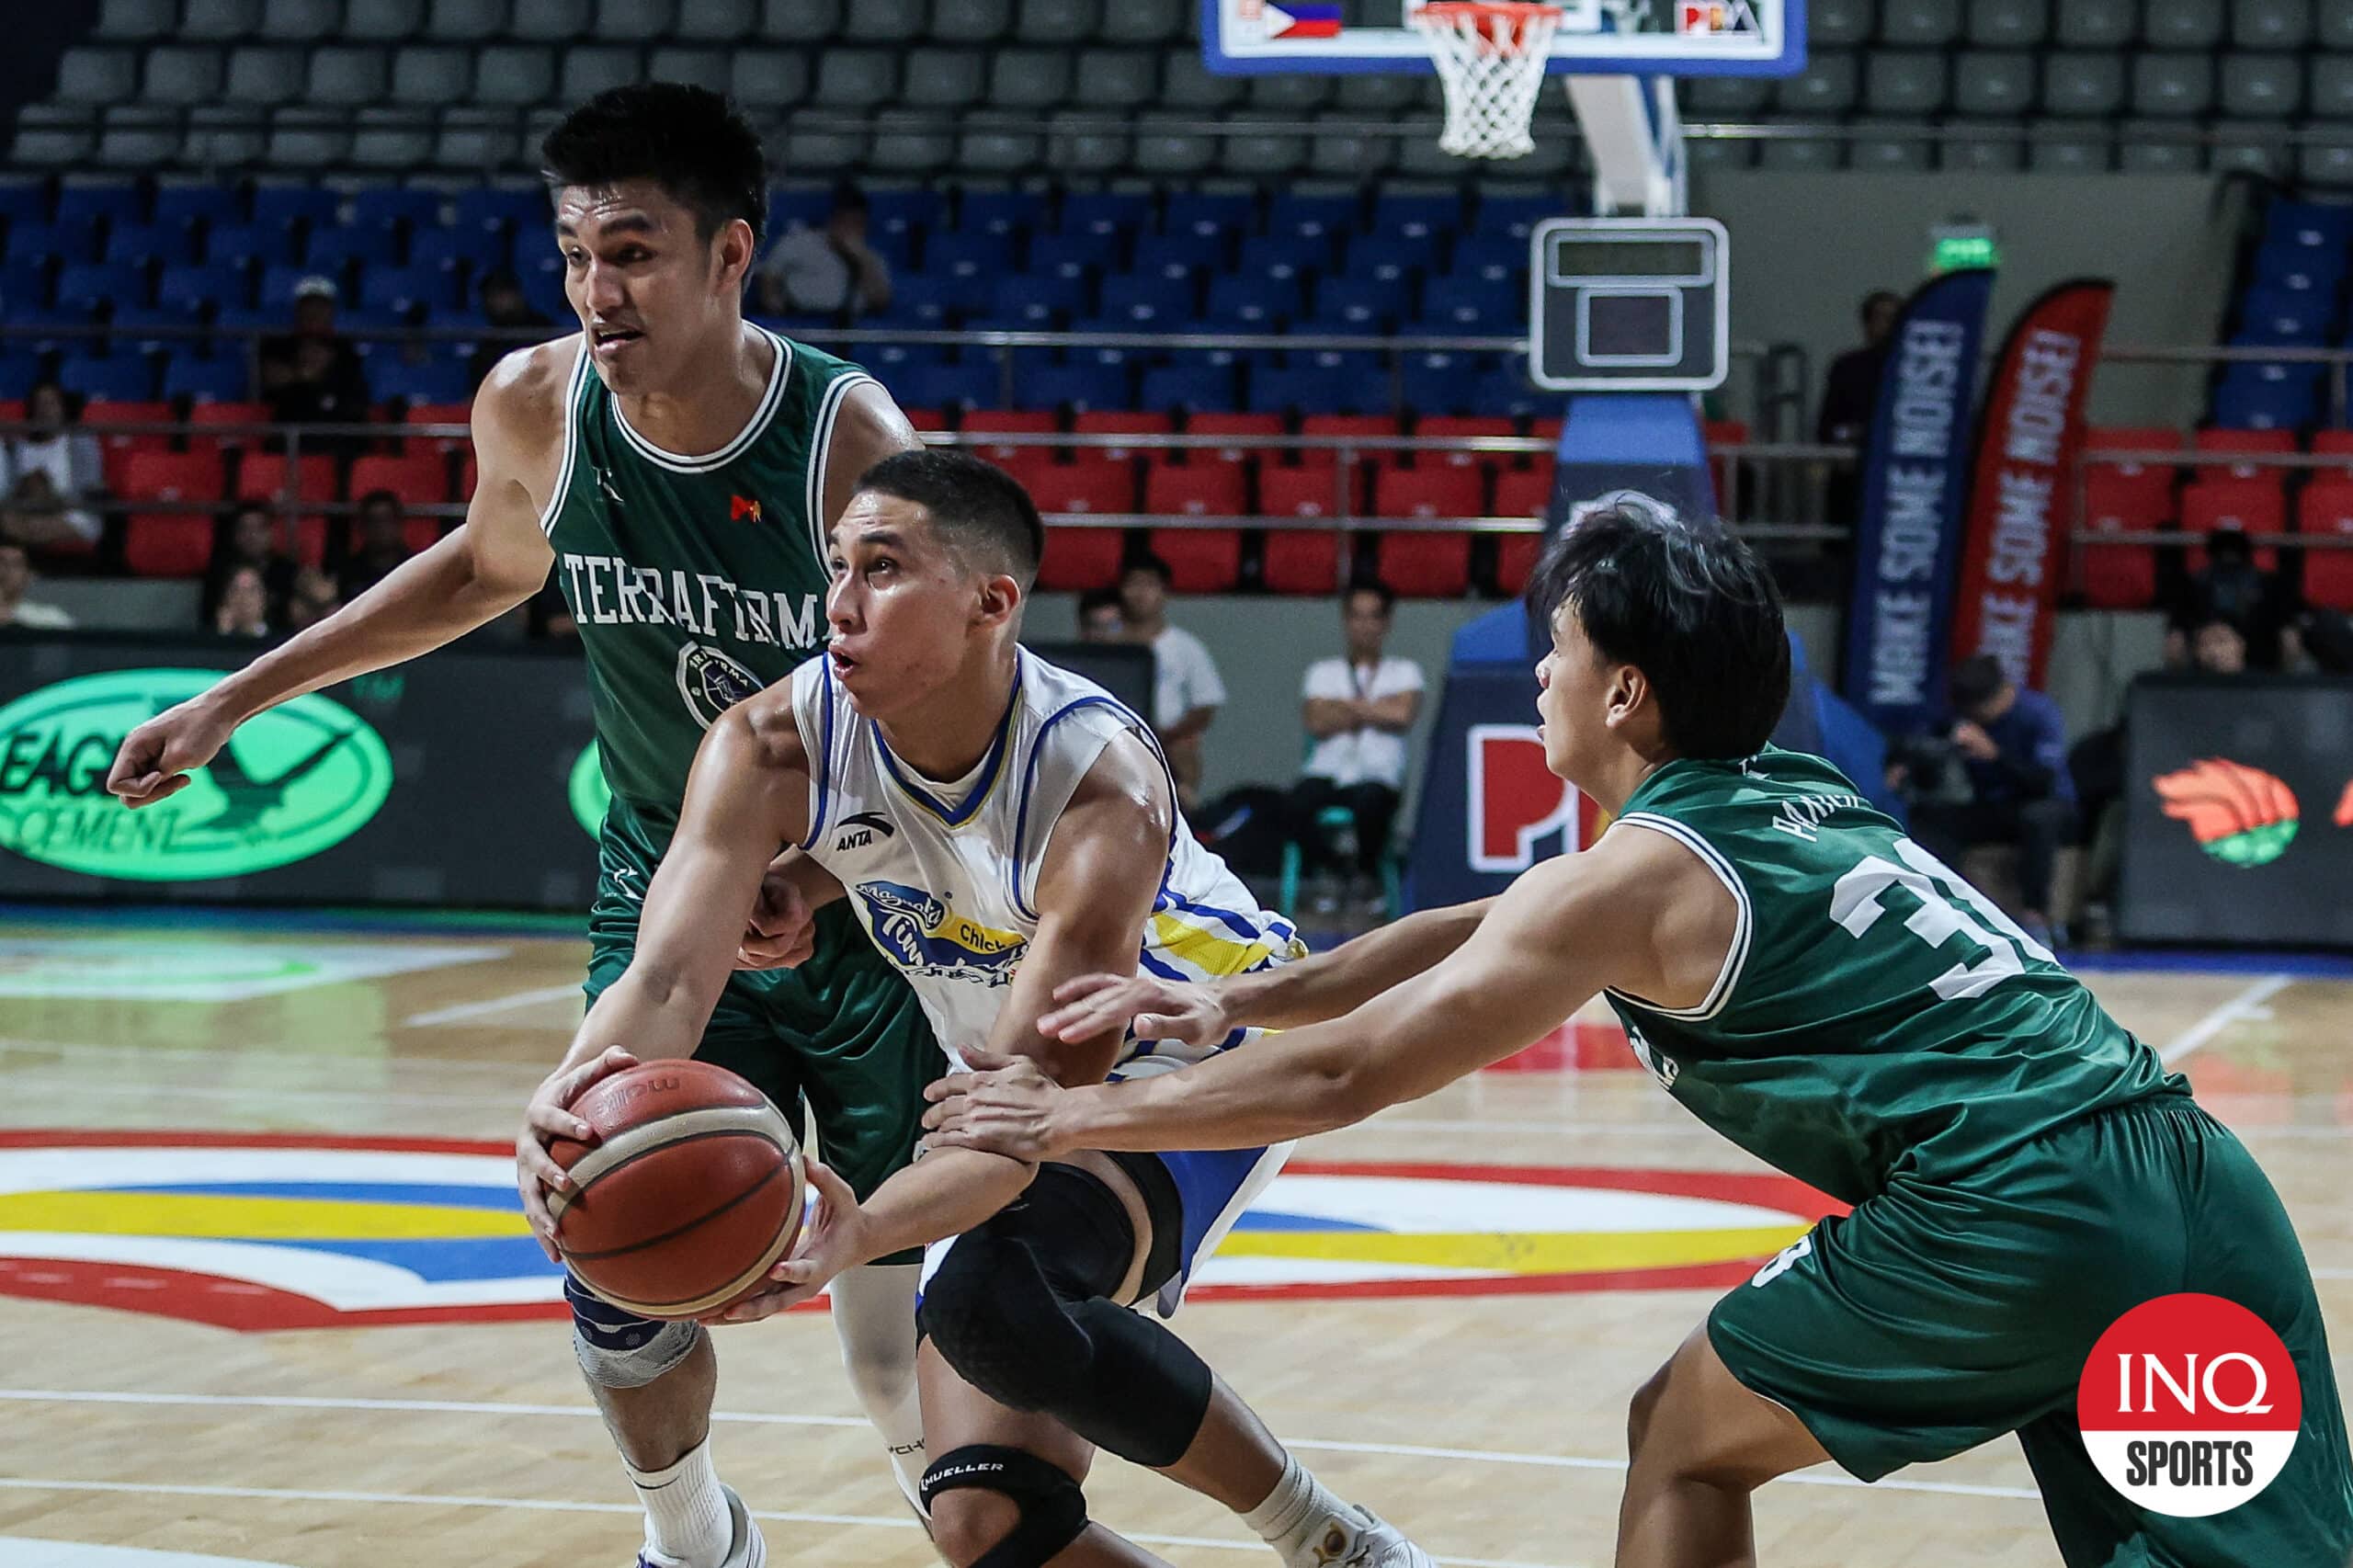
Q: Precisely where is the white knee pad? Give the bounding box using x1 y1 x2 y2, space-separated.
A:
574 1318 703 1391
829 1263 926 1509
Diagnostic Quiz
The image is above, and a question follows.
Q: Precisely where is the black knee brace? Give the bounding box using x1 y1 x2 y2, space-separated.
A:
917 1165 1212 1468
920 1445 1086 1568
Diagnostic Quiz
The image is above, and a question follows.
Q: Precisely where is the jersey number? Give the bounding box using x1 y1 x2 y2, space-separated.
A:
1828 837 2055 1001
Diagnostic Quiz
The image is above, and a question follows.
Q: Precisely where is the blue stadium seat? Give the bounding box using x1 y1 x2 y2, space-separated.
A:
858 342 956 381
1145 227 1229 274
2252 240 2346 293
1204 271 1302 329
1037 225 1120 272
2212 362 2322 428
207 222 296 267
256 265 314 308
958 189 1048 238
1138 358 1238 413
1162 192 1254 234
924 231 1017 278
349 187 446 232
1100 269 1198 324
1267 192 1359 239
992 268 1089 322
164 353 256 403
57 353 157 403
1472 195 1565 241
1400 351 1483 415
451 186 547 237
895 358 1000 410
1471 363 1552 420
1347 231 1442 277
767 187 831 237
0 261 51 312
1313 275 1400 332
54 183 144 228
106 222 200 267
2238 288 2336 344
0 182 51 228
1252 351 1385 415
1240 232 1336 275
373 356 473 404
304 226 379 273
1017 358 1131 412
411 224 508 273
0 351 43 398
517 253 569 319
877 274 959 328
153 186 244 231
248 186 343 230
1371 192 1465 236
2264 200 2353 254
107 304 195 353
210 304 279 335
865 188 944 244
1057 191 1152 238
11 219 103 265
56 262 151 312
1418 276 1518 332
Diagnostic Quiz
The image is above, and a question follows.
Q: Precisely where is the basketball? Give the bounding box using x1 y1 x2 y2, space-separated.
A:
546 1060 805 1321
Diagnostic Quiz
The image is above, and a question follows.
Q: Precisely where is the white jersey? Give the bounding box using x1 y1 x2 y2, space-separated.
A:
791 649 1302 1073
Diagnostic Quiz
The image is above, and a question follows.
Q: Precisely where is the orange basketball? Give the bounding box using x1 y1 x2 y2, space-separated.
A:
547 1060 805 1321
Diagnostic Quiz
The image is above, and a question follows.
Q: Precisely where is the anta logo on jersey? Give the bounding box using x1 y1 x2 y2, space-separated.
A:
856 879 1029 983
1677 0 1760 33
729 494 764 525
0 1132 1844 1327
833 811 895 851
1467 724 1604 872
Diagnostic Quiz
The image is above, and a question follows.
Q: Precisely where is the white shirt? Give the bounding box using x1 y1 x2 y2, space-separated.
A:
2 433 103 543
1301 654 1425 789
2 599 74 629
1150 625 1225 732
760 225 887 317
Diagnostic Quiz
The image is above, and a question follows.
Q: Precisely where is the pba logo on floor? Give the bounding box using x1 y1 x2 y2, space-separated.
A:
0 1132 1841 1331
2077 1293 2302 1517
1467 724 1605 872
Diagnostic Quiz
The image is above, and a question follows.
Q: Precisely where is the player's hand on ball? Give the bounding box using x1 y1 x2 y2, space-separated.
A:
922 1049 1070 1161
1037 973 1230 1049
105 695 236 810
708 1159 866 1324
513 1045 639 1262
735 867 817 971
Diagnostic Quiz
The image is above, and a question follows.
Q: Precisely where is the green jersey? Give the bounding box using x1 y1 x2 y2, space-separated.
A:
544 328 873 833
1601 746 2182 1205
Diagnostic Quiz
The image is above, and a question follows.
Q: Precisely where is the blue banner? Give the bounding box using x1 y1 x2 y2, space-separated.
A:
1838 267 1996 734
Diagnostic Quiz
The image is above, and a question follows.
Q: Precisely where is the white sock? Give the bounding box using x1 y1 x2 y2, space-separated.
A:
1242 1452 1363 1566
624 1437 733 1568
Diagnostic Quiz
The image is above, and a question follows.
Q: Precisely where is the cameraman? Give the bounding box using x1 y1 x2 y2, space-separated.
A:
1888 654 2075 949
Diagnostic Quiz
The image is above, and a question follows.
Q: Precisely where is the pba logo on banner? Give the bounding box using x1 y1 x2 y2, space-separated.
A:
2078 1293 2302 1517
1677 1 1762 33
1949 279 2116 690
1468 724 1601 872
1839 267 1997 735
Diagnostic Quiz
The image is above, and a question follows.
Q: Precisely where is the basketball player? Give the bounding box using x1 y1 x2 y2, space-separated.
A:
926 494 2353 1568
528 448 1433 1568
104 85 941 1568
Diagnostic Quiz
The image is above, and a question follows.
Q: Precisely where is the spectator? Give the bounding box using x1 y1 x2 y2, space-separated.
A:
212 563 271 639
202 503 299 625
1904 654 2075 949
469 270 555 392
1290 583 1424 890
1119 553 1223 812
283 566 342 632
258 277 373 439
338 490 415 602
0 381 105 550
2188 617 2249 676
2167 528 2299 672
757 182 892 323
0 541 73 629
1076 585 1126 642
1817 290 1902 528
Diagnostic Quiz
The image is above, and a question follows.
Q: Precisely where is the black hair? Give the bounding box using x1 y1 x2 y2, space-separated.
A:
855 449 1045 588
1344 579 1396 616
1949 653 2007 710
1077 585 1124 619
831 180 870 214
1861 289 1903 324
357 489 402 515
1121 552 1173 585
540 84 767 249
2205 527 2255 564
1525 491 1790 761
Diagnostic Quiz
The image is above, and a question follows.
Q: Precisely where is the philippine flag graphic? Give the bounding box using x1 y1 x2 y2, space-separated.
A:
1265 3 1343 40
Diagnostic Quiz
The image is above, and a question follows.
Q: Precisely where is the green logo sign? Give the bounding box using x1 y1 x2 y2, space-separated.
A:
0 668 393 881
569 741 609 837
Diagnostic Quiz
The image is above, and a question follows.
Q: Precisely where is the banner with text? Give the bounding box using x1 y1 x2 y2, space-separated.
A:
1949 279 2114 690
1838 267 1997 735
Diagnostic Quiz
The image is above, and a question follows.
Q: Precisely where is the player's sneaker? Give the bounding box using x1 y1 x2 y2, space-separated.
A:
1301 1506 1438 1568
633 1484 766 1568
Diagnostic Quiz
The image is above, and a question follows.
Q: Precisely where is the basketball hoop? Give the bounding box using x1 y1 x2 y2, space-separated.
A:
1410 2 1565 161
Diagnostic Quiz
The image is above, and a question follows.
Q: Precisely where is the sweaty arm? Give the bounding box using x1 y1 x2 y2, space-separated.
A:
946 824 1732 1157
108 347 569 807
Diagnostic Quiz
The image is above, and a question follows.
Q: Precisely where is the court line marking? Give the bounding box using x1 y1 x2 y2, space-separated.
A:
402 984 585 1028
0 1037 545 1078
0 1389 2043 1503
2158 973 2294 1065
0 1076 515 1111
0 1477 1574 1568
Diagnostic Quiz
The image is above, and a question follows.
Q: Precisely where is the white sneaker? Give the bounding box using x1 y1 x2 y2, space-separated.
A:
634 1486 765 1568
1302 1506 1438 1568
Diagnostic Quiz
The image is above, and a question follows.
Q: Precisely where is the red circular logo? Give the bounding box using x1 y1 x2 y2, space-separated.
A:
2076 1293 2302 1517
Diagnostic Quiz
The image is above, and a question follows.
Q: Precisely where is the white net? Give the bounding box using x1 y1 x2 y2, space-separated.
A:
1410 3 1564 161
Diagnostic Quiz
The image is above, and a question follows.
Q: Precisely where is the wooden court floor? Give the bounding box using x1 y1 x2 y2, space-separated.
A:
0 915 2347 1568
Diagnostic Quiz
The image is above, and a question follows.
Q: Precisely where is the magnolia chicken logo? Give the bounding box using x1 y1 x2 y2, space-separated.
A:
2151 759 2300 868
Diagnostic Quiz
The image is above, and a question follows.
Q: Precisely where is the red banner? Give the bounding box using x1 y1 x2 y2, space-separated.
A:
1948 279 2115 688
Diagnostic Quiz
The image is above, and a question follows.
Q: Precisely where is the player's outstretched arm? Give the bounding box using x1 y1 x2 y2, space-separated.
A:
1037 892 1500 1048
725 731 1173 1319
107 346 569 809
935 827 1723 1158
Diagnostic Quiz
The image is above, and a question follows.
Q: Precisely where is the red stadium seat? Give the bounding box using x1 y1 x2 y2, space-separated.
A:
961 410 1060 464
1703 418 1749 515
1299 414 1401 470
120 449 226 577
459 453 478 500
1413 415 1514 472
185 400 271 457
348 451 455 507
1186 412 1283 466
1493 463 1554 518
236 452 337 505
1034 527 1125 593
79 400 176 491
1374 465 1483 519
1257 466 1356 595
1495 532 1542 597
1374 531 1471 597
901 407 951 431
1142 462 1246 593
2076 470 2167 609
2299 479 2353 611
2310 429 2353 474
1026 454 1137 516
2191 426 2297 479
403 401 473 455
2180 475 2284 571
1074 410 1174 461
